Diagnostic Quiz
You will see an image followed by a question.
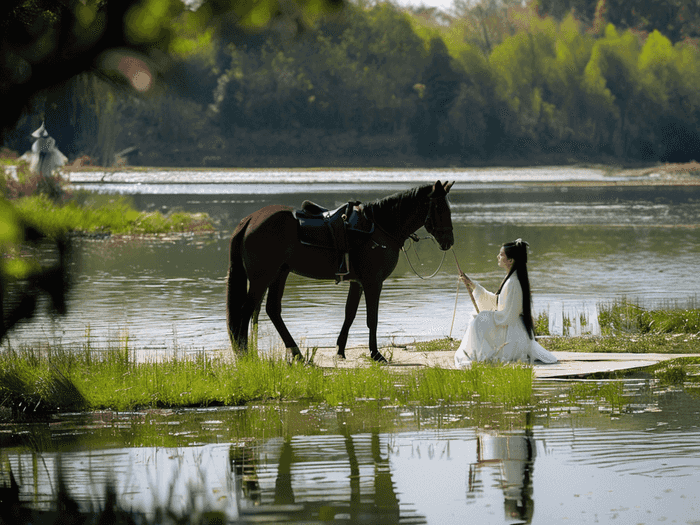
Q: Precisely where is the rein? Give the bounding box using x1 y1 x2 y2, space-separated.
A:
366 186 452 280
402 237 447 279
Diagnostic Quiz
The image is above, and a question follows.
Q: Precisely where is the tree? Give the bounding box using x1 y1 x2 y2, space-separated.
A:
0 0 344 336
1 0 345 143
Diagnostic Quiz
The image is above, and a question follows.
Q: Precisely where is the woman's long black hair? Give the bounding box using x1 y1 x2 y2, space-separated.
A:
496 239 535 339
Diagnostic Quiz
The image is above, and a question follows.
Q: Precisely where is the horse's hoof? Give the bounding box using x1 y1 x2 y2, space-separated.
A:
287 347 304 363
371 352 388 364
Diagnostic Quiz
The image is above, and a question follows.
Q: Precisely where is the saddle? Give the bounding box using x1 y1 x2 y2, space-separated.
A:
294 200 375 279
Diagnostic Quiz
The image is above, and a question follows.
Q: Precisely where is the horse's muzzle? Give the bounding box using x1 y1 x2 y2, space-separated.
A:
435 231 454 251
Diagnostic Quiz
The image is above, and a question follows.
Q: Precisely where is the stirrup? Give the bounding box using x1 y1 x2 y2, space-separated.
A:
335 253 350 277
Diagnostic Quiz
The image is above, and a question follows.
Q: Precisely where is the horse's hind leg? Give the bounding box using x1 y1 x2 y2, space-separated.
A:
336 281 363 359
266 269 302 361
236 281 268 353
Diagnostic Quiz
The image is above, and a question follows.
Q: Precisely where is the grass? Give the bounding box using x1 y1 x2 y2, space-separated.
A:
412 337 459 352
538 298 700 354
3 299 698 417
598 298 700 335
2 156 215 236
0 341 535 416
13 194 215 236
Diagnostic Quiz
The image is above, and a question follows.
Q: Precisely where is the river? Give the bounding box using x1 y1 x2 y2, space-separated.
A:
2 166 700 524
4 166 698 355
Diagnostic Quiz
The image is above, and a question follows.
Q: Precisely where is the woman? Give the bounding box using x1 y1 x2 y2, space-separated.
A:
454 239 557 367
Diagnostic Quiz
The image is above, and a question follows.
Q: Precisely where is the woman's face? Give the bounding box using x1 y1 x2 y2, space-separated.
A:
497 247 513 271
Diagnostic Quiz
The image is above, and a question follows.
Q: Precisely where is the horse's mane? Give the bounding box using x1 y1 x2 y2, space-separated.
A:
365 183 431 213
363 183 433 237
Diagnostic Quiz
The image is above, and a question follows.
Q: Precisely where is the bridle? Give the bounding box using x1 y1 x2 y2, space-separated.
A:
402 192 452 279
424 193 453 241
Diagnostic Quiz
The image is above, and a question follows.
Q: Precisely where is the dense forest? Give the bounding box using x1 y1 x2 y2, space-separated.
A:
5 0 700 167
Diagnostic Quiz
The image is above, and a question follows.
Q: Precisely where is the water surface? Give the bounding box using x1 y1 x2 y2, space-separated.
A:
6 168 698 354
3 376 699 524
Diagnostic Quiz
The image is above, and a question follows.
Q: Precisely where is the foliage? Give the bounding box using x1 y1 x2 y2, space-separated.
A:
0 342 534 414
7 1 700 168
68 0 698 168
598 299 700 335
537 0 700 42
11 194 214 236
539 333 700 354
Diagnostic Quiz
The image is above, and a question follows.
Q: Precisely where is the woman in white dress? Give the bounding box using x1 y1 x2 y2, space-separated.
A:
454 239 557 367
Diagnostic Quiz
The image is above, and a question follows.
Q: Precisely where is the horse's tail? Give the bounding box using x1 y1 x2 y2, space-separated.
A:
226 215 251 346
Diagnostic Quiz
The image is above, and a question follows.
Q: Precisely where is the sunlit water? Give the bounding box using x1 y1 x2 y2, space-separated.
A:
4 168 699 355
2 377 700 524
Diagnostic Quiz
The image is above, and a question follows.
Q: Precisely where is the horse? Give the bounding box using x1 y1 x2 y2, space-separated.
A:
226 180 455 363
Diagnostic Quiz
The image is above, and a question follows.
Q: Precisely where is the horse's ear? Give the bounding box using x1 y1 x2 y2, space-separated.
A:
432 180 444 197
444 181 455 193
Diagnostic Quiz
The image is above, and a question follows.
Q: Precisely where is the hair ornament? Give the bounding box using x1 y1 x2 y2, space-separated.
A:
514 238 529 248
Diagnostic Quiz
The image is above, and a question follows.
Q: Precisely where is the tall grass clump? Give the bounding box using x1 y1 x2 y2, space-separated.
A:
12 194 214 237
0 342 536 414
534 311 550 336
409 362 534 406
599 299 700 335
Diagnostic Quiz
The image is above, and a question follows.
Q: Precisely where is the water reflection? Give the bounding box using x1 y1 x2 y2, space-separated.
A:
3 376 700 523
241 429 409 522
468 432 535 523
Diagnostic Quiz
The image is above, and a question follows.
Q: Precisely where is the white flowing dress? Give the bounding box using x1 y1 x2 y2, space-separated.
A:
454 274 557 368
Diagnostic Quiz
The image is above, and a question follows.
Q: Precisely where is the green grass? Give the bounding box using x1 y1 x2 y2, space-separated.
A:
598 299 700 335
534 298 700 354
2 156 215 236
12 194 214 236
0 342 535 415
412 338 459 352
539 333 700 354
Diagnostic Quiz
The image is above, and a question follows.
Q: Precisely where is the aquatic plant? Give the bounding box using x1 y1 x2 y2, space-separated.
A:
0 340 535 415
598 299 700 335
539 332 700 355
0 468 229 525
534 311 550 336
12 194 214 237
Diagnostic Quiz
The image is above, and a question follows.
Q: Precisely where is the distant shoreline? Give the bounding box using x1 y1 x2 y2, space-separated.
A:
63 162 700 187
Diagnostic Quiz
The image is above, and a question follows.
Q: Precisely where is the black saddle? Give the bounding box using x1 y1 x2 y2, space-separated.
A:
294 200 374 250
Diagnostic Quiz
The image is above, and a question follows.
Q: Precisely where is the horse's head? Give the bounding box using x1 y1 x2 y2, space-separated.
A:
425 180 455 251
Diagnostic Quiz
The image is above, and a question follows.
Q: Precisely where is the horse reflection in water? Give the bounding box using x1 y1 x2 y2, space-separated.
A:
468 431 536 522
226 181 454 363
232 428 417 523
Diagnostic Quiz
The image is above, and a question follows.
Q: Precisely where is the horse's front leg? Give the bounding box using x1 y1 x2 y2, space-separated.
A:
336 281 363 359
266 269 303 362
363 282 388 364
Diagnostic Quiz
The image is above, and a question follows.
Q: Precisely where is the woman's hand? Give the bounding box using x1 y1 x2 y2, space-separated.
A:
459 272 474 291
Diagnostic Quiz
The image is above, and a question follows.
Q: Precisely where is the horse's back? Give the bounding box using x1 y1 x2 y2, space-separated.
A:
234 204 298 263
245 204 295 234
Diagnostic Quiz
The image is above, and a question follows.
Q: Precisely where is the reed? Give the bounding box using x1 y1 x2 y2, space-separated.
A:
0 340 535 415
598 298 700 335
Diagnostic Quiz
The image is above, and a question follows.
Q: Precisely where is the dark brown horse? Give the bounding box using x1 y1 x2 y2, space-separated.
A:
226 180 455 363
